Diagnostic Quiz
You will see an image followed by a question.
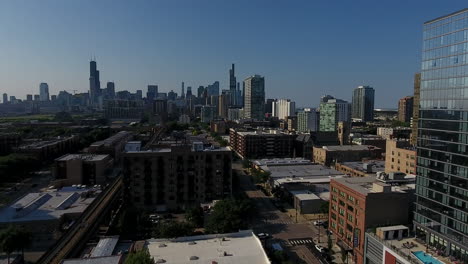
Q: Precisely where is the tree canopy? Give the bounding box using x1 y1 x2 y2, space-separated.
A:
124 250 154 264
152 221 194 238
205 199 255 234
185 206 204 227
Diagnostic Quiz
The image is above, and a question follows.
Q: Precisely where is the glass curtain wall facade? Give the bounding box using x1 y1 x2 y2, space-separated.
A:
414 9 468 261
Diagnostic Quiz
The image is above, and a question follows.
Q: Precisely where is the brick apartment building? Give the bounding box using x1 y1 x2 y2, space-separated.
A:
329 174 415 264
384 139 416 174
312 145 383 167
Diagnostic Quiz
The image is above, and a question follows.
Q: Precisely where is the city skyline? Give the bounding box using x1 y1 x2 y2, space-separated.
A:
0 0 467 108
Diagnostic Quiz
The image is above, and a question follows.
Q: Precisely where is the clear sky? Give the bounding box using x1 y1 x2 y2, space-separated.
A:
0 0 466 108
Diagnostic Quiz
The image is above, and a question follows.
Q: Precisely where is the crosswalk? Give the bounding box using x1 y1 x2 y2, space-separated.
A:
267 219 295 225
287 238 314 246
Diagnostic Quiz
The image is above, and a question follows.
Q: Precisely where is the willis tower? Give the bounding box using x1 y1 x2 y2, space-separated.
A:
89 60 101 106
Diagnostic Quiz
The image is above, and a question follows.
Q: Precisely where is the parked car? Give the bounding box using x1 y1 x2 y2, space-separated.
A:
314 220 324 226
257 233 271 239
315 245 326 253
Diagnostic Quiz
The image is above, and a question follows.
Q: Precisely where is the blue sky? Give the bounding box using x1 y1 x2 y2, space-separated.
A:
0 0 466 108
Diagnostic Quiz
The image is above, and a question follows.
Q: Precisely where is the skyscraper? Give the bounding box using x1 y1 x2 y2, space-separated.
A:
398 96 414 123
147 85 158 101
2 93 7 104
351 85 374 121
272 99 296 120
186 86 192 98
243 75 265 120
319 97 351 131
197 86 205 98
181 82 185 99
206 81 220 96
106 82 115 99
89 60 101 105
229 64 237 106
39 83 49 101
410 73 421 145
219 92 230 119
297 108 319 132
414 9 468 260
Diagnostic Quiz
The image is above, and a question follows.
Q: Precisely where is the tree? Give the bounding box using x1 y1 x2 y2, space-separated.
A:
185 207 204 227
205 199 255 234
320 201 330 215
152 221 194 238
54 111 73 122
0 226 31 264
327 234 333 252
242 159 252 169
124 250 154 264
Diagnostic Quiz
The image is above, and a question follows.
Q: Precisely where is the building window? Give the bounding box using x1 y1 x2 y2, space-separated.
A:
347 214 354 222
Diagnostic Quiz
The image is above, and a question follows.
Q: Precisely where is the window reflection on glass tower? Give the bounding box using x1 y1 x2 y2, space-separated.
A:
414 8 468 260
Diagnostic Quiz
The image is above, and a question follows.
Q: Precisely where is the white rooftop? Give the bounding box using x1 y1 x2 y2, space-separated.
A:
56 154 109 162
61 256 121 264
90 236 119 258
0 186 99 223
146 230 270 264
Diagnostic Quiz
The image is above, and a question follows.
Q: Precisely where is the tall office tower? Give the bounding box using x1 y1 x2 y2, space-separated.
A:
219 92 230 119
272 99 296 120
265 99 275 116
351 85 375 121
2 93 7 104
297 108 319 132
229 64 237 106
320 94 334 103
89 60 101 105
237 82 243 107
26 94 33 101
206 81 220 96
39 83 50 101
398 96 414 122
34 95 40 101
243 75 265 120
410 73 421 145
135 90 143 100
168 90 177 101
197 86 205 98
181 82 185 99
186 87 192 98
106 82 115 99
413 9 468 260
319 97 351 131
147 85 158 101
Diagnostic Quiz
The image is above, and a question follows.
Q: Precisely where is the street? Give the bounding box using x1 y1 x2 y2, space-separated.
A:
233 161 329 264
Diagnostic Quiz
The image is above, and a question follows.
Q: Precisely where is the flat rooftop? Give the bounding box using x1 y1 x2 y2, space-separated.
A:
90 131 132 147
338 160 385 173
146 230 270 264
56 154 109 162
333 175 415 195
19 135 77 149
290 190 321 201
61 256 122 264
0 186 100 223
236 130 292 136
253 158 312 167
320 145 381 151
261 163 344 179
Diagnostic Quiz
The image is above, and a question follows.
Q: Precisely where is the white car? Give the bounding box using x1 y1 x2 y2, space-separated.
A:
313 220 324 226
315 245 325 253
257 233 271 239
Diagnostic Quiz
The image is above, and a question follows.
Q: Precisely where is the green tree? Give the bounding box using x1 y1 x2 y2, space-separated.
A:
152 221 194 238
205 199 255 234
242 159 251 169
0 226 31 264
320 201 330 214
124 250 154 264
185 207 204 227
54 111 74 122
327 234 333 252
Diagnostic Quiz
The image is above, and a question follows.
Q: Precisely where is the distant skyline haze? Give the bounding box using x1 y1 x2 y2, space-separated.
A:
0 0 466 108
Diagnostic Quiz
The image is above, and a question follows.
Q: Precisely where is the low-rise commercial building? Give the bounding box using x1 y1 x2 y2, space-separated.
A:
53 154 113 185
377 127 412 140
104 99 145 120
351 134 387 152
123 142 232 211
229 129 296 159
146 230 270 264
313 145 383 167
385 139 416 174
329 173 416 264
17 135 80 160
88 131 133 162
335 160 385 177
0 186 101 262
290 190 325 214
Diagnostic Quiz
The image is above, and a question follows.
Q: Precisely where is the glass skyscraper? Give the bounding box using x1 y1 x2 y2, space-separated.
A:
351 85 375 122
414 8 468 261
243 75 265 120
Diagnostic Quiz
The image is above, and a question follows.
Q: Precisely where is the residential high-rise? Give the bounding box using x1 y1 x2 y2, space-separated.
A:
272 99 296 120
319 97 351 131
218 92 230 119
398 96 414 123
352 85 375 121
410 73 421 145
147 85 158 101
186 86 192 98
297 108 319 132
2 93 7 104
26 94 33 101
168 90 177 101
414 9 468 260
265 99 275 116
106 82 115 99
197 86 205 98
39 83 50 101
229 64 237 106
243 75 265 120
206 81 220 96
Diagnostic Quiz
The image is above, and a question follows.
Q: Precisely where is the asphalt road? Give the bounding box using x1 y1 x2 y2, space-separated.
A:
233 162 326 264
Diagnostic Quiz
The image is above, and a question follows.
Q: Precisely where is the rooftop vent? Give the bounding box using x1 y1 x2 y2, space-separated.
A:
188 241 197 245
189 256 199 260
158 244 167 248
155 259 166 263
